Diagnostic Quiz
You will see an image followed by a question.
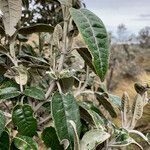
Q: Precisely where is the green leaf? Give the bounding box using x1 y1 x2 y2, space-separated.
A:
0 57 7 75
59 77 74 93
22 0 29 9
0 75 4 83
95 92 118 118
10 141 19 150
97 83 107 93
134 83 147 95
109 129 143 149
108 94 121 109
12 105 37 137
42 102 51 113
70 8 109 81
109 137 143 149
146 133 150 142
0 25 5 36
24 87 45 100
121 92 130 113
58 0 72 6
0 111 6 136
0 131 10 150
0 78 19 89
0 77 20 91
0 44 8 54
21 44 37 56
17 34 28 42
76 48 96 74
20 54 49 64
51 92 81 149
80 129 110 150
0 87 20 100
79 102 105 129
41 127 63 150
18 24 54 35
14 135 38 150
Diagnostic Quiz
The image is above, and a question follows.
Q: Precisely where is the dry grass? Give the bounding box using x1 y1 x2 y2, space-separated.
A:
113 78 136 100
113 72 150 98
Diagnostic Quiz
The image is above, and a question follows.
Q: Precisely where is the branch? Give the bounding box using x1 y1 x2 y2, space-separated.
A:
45 80 55 99
75 90 95 97
39 116 52 126
45 10 70 99
75 66 90 97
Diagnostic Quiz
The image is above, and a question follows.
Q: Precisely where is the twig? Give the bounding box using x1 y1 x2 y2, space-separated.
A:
105 139 109 150
6 119 12 127
20 96 25 105
45 80 56 99
56 81 62 93
20 84 23 93
39 116 52 126
77 81 82 92
107 58 116 91
38 32 42 54
75 90 95 97
6 53 18 67
75 66 90 97
4 112 11 118
3 102 11 112
45 10 69 100
34 100 50 113
57 19 68 71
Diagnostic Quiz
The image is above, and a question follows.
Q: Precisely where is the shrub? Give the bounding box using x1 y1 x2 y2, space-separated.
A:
0 0 149 149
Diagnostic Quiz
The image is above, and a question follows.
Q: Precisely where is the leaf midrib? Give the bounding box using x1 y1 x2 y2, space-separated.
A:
60 94 72 141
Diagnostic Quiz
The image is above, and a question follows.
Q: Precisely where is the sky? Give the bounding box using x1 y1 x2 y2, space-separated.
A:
84 0 150 35
0 0 149 35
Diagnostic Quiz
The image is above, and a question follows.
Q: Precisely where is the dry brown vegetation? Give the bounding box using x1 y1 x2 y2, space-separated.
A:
109 45 150 134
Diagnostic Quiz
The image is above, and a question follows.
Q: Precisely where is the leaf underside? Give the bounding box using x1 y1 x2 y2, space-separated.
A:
58 0 72 6
0 0 22 36
95 92 118 118
79 102 105 129
0 25 5 36
76 48 96 73
80 129 110 150
18 24 54 35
